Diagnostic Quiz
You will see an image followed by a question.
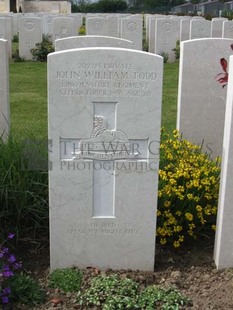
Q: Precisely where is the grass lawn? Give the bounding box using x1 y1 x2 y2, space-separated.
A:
9 61 179 138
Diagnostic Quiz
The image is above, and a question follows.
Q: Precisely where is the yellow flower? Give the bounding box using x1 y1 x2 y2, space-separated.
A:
196 205 202 212
160 238 167 245
185 213 193 221
173 240 180 248
164 201 171 208
212 225 216 231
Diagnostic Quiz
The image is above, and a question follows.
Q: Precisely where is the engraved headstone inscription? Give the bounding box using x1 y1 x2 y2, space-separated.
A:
48 47 163 271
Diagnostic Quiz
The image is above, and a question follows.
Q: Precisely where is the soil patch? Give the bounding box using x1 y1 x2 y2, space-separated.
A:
15 240 233 309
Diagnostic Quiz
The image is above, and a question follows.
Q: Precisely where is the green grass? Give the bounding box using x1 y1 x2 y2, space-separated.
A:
162 62 179 132
9 62 47 139
9 61 179 138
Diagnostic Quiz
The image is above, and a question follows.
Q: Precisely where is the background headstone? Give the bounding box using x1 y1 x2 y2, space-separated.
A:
55 35 133 51
0 39 9 141
48 47 163 271
19 17 42 60
222 20 233 39
177 38 233 158
214 55 233 269
120 18 142 50
155 18 178 63
52 17 76 43
190 19 211 39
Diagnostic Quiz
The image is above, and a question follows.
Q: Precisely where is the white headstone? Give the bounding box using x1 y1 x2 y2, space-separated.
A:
52 17 76 43
55 35 133 51
180 19 191 42
120 18 142 50
0 39 9 141
48 47 163 271
214 54 233 269
19 17 42 60
0 17 12 57
86 17 108 36
155 19 178 63
211 18 227 38
190 19 211 39
222 20 233 39
177 38 233 158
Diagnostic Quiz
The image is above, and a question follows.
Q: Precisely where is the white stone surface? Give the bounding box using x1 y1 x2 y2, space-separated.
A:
120 18 142 50
19 17 42 60
48 47 163 271
55 35 133 51
211 18 227 38
190 19 211 39
52 17 76 43
0 39 9 141
180 19 191 42
177 38 233 158
0 17 12 57
222 21 233 39
155 19 178 63
214 55 233 269
86 17 108 36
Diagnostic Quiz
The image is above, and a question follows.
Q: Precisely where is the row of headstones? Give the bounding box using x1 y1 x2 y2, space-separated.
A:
0 13 143 59
146 15 233 62
1 35 233 270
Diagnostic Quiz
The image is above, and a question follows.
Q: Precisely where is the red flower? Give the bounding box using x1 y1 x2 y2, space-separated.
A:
215 58 228 88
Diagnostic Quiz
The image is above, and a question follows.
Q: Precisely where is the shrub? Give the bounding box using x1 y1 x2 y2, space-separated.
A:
157 129 220 248
12 34 19 43
12 49 25 62
0 135 48 240
30 34 54 62
79 25 86 35
9 272 45 305
138 285 191 309
78 274 191 309
78 274 139 309
161 52 169 63
172 40 180 61
48 268 83 293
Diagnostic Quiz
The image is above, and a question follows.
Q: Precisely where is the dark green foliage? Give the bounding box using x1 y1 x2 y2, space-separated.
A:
71 0 127 12
48 268 83 293
12 49 25 62
12 34 19 43
9 272 45 305
0 135 48 241
30 34 54 62
172 40 180 61
96 0 128 12
221 9 233 19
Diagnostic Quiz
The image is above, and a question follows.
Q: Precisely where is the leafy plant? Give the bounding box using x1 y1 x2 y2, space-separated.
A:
9 272 45 305
138 285 191 309
12 34 19 43
78 274 191 309
79 25 86 35
161 52 169 63
30 34 54 62
48 268 83 293
157 128 220 248
12 49 25 62
78 274 139 309
172 40 180 61
0 135 48 241
0 233 22 306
